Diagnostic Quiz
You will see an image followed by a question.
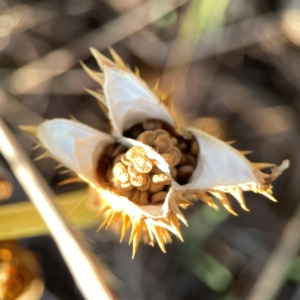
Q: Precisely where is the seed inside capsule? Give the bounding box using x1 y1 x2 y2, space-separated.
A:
101 144 172 205
178 165 195 179
152 174 171 185
100 119 199 205
154 134 173 153
133 157 153 173
137 131 156 146
151 191 168 203
149 181 164 193
125 146 145 161
112 163 129 183
130 173 147 187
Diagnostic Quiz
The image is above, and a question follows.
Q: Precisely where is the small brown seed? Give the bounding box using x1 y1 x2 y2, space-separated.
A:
112 163 129 183
171 147 182 166
171 137 178 145
133 157 153 173
161 152 176 167
130 173 147 187
154 134 173 153
120 181 134 191
137 131 156 146
122 189 134 199
125 146 145 162
128 163 139 177
131 190 141 203
154 129 169 137
151 191 167 203
152 174 171 185
143 120 162 131
190 140 199 156
170 167 177 178
177 165 194 178
177 142 187 151
149 181 164 193
185 154 197 167
137 175 151 191
121 154 131 166
179 154 186 165
139 192 149 205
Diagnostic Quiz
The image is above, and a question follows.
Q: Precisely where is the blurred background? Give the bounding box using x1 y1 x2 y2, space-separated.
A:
0 0 299 299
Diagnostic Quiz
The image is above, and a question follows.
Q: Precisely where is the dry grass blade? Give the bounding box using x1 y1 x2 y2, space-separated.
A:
0 119 115 300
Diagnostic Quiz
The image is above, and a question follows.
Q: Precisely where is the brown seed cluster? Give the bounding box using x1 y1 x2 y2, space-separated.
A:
99 119 199 206
125 119 199 185
101 145 171 205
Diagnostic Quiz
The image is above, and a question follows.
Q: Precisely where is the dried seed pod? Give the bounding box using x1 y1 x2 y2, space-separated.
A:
27 48 289 258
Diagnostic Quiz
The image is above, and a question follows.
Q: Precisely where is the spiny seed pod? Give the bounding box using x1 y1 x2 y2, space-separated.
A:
21 47 289 258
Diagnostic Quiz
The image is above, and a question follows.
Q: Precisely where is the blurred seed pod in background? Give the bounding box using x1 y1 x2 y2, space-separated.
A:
0 179 13 202
0 241 44 300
